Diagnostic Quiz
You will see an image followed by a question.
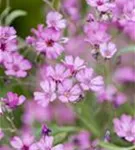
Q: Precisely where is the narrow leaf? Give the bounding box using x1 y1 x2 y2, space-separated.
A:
5 10 27 25
99 142 135 150
0 7 11 24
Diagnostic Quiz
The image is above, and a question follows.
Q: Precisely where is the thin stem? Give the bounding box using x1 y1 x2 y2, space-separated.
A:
6 116 17 132
43 0 56 11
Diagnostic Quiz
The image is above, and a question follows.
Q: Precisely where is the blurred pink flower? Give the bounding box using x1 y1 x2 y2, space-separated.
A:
53 103 76 125
96 85 127 107
0 129 4 141
58 79 82 103
114 67 135 83
4 53 32 78
63 0 80 21
84 21 110 46
22 101 52 125
114 114 135 143
34 79 56 107
46 11 66 30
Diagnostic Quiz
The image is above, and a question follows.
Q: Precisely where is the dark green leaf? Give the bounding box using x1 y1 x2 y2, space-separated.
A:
5 10 27 25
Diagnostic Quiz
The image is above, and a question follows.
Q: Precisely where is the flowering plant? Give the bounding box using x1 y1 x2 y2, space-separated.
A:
0 0 135 150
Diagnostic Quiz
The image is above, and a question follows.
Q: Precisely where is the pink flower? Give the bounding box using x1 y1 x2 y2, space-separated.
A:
76 68 104 92
71 131 91 149
36 28 64 59
46 64 71 82
34 79 56 107
27 26 65 59
36 136 64 150
0 26 17 63
62 56 86 74
10 134 37 150
46 11 66 30
96 85 127 107
84 21 110 46
22 101 52 125
86 0 115 12
2 92 26 109
114 67 135 83
63 0 80 21
58 79 82 103
0 129 4 141
99 42 117 59
4 53 32 78
113 114 135 143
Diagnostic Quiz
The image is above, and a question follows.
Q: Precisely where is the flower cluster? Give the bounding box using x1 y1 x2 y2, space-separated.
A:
0 0 134 149
113 0 135 40
26 11 67 59
114 114 135 143
0 92 26 111
0 26 32 78
84 15 117 59
34 55 104 107
10 129 63 150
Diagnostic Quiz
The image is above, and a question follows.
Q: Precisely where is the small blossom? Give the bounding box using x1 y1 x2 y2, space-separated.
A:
2 92 26 109
0 129 4 141
76 68 104 92
34 79 56 107
58 79 82 103
46 11 66 30
62 56 86 74
113 114 135 143
99 42 117 59
36 136 64 150
41 124 51 136
46 64 71 82
27 26 65 59
114 67 135 83
96 85 127 107
86 0 115 12
4 53 32 78
10 134 37 150
0 26 17 63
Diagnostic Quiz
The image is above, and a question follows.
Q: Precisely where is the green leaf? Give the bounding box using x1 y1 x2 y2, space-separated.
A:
5 10 27 25
99 142 135 150
0 7 11 25
50 125 80 136
52 0 61 11
54 132 67 145
117 45 135 56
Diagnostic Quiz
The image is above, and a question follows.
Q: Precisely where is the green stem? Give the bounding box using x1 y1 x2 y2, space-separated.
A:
75 108 100 137
6 116 17 132
43 0 56 11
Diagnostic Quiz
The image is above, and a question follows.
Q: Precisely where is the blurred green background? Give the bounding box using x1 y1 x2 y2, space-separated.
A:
0 0 45 37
